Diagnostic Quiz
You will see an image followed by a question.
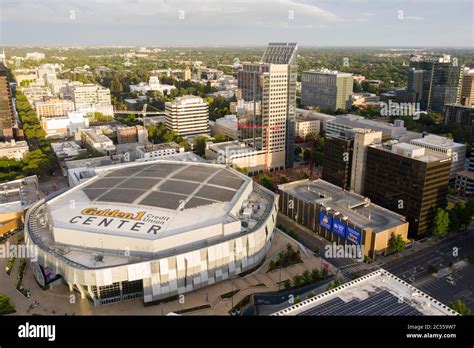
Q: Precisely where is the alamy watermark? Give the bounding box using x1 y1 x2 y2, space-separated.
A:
0 242 38 262
325 242 364 262
380 100 422 120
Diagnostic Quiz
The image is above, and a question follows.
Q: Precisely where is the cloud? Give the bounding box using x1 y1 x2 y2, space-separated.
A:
0 0 341 25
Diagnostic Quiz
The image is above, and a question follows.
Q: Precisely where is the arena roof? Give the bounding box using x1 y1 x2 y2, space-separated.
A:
46 161 251 240
272 269 458 316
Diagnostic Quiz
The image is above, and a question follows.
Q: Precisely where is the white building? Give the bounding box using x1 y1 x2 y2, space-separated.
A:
81 129 116 155
71 84 113 116
35 99 75 119
210 114 239 139
41 111 88 138
410 134 466 180
26 52 45 60
165 95 210 136
135 142 184 161
230 99 261 116
51 141 85 160
295 108 336 131
129 76 175 95
0 140 29 160
295 115 321 137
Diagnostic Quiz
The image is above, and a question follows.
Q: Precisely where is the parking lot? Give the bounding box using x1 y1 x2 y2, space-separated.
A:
420 263 474 313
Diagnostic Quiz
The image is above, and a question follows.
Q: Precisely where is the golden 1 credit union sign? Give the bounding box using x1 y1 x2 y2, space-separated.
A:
67 207 172 234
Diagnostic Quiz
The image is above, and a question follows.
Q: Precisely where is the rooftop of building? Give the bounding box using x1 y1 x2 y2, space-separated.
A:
456 170 474 180
278 179 406 233
137 142 181 153
303 69 353 77
82 129 113 144
370 142 451 163
0 140 28 149
411 134 465 149
295 108 337 122
272 269 458 316
27 160 273 268
166 95 205 105
0 176 40 214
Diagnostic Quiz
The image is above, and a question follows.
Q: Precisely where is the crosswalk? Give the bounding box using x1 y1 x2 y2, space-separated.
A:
337 262 380 280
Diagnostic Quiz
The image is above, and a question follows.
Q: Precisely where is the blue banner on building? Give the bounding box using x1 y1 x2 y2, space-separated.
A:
332 219 346 239
346 226 362 245
319 212 332 230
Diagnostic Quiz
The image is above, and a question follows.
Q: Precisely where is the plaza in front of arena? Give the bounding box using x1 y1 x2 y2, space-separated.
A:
0 231 335 315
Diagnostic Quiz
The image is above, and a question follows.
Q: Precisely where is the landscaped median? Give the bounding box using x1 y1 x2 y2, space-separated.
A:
15 260 30 298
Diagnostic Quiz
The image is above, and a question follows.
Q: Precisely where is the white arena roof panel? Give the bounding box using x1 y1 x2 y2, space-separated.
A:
45 161 252 243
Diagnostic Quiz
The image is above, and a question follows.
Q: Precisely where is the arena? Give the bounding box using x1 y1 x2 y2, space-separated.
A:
25 160 277 305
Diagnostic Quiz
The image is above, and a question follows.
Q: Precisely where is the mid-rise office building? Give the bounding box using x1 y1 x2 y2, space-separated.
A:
209 114 239 140
408 55 463 112
71 84 113 116
295 115 321 137
364 142 451 238
444 103 474 128
35 99 75 119
0 63 15 140
326 114 422 143
350 129 383 194
461 68 474 106
410 134 466 180
278 179 409 259
301 69 353 111
164 95 209 136
322 132 354 190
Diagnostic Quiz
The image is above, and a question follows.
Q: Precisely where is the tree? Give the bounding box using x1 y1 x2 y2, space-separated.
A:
213 133 230 143
303 149 311 162
389 233 405 253
193 136 208 156
326 278 344 290
234 166 248 176
258 173 275 192
292 274 304 288
432 208 449 238
427 264 438 274
0 293 15 315
110 76 123 93
450 299 471 316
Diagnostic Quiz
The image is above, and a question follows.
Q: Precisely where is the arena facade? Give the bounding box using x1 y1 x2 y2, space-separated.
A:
25 160 277 305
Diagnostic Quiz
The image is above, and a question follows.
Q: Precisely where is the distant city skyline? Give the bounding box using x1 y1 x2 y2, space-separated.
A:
0 0 473 47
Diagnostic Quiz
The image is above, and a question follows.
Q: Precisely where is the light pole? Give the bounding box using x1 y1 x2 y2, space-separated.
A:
231 281 234 311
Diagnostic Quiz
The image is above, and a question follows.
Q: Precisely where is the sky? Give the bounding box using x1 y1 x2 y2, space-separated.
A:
0 0 473 47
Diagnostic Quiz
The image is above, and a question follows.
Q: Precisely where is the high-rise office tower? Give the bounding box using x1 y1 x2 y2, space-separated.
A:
237 42 297 170
261 42 297 168
408 55 463 112
0 63 15 141
322 132 354 190
364 142 451 238
301 69 353 111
